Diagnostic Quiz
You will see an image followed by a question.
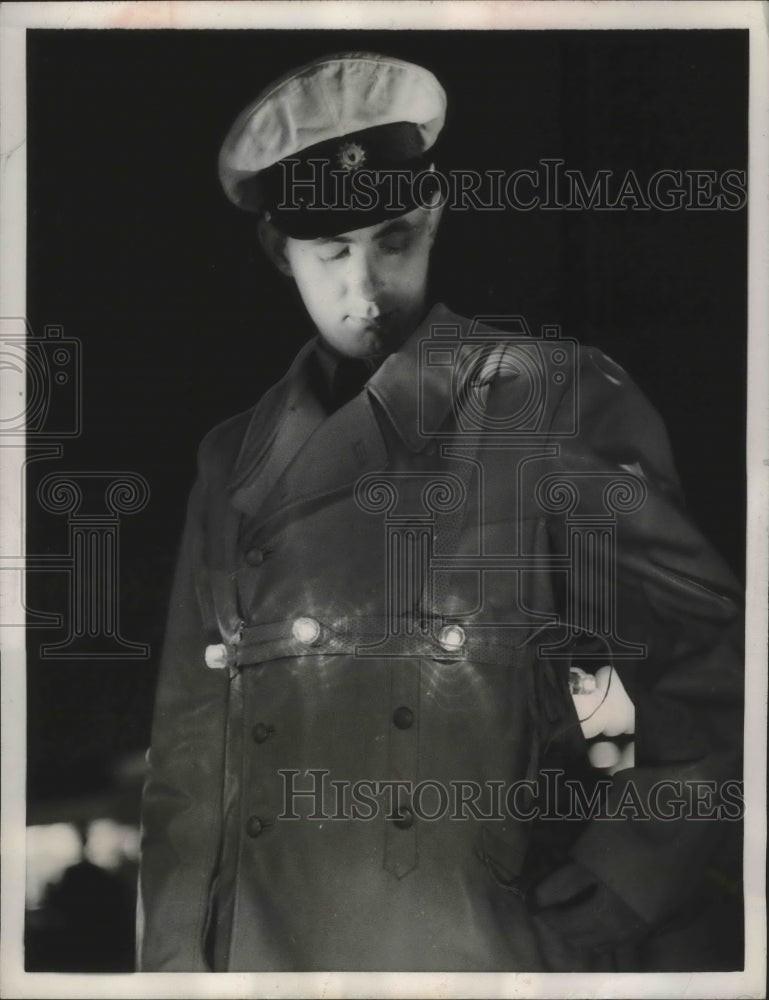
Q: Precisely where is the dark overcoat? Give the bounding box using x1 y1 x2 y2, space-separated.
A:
138 304 743 972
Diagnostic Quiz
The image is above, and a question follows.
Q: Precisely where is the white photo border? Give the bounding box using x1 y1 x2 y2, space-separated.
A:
1 3 766 998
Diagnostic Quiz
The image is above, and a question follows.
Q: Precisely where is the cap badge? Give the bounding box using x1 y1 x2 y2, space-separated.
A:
336 140 367 172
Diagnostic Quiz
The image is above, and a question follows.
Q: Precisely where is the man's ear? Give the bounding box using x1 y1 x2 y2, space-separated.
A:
425 202 445 246
258 218 293 277
421 168 445 246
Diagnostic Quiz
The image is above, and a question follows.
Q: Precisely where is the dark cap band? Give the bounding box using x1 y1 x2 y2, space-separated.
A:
239 122 438 240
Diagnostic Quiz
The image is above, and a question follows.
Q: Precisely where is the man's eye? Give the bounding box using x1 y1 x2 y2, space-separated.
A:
380 239 409 255
319 245 349 261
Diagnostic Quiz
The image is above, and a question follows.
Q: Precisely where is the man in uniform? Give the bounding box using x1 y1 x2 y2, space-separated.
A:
137 53 743 972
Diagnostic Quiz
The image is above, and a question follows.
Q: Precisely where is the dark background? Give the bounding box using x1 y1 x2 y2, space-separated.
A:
25 29 747 814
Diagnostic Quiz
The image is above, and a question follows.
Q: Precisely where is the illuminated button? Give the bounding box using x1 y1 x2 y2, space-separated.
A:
393 808 414 830
251 723 272 744
205 643 230 670
392 706 414 730
292 616 321 644
245 547 264 566
438 625 466 651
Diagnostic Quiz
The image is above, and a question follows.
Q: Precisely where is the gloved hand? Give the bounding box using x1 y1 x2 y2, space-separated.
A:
532 860 650 953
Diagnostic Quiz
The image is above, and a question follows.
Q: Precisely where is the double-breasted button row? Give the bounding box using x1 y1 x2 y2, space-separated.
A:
245 547 265 566
392 807 414 830
245 815 272 838
205 613 323 670
438 624 466 652
292 616 321 644
392 705 414 730
251 722 275 744
204 643 234 670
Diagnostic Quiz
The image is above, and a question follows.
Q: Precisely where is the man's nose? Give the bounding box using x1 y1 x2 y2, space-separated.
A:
347 255 381 314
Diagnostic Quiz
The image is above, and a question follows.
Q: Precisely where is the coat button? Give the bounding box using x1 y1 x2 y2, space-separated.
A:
204 643 231 670
251 723 273 744
292 616 321 644
438 625 466 652
393 807 414 830
392 706 414 730
245 547 264 566
245 815 268 838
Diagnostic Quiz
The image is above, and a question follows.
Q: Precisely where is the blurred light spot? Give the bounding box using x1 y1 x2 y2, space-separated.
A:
84 819 140 871
26 823 81 909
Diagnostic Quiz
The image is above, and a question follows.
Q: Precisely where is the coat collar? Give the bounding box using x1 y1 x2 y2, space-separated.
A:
227 337 319 494
367 301 473 453
226 303 474 517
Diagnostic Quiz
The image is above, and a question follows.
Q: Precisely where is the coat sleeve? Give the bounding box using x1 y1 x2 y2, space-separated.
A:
137 444 231 971
547 346 744 928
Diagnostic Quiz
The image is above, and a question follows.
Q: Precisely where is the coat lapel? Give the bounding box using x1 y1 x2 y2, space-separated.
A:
368 302 473 451
227 303 473 523
227 339 327 516
269 389 388 508
228 346 389 522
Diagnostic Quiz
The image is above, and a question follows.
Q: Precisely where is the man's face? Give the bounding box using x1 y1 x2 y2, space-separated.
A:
280 205 441 359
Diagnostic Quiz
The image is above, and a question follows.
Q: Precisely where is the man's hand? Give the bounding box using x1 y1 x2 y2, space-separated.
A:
532 861 650 953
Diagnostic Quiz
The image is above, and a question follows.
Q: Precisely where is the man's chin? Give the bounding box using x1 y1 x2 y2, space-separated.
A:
366 322 414 357
320 310 421 358
323 329 392 360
